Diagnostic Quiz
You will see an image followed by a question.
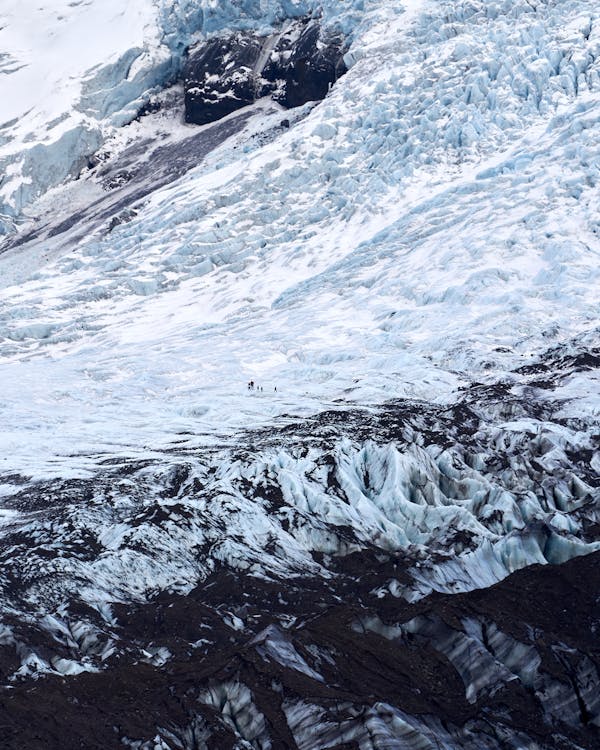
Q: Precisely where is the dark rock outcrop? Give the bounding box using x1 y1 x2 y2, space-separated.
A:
183 20 347 125
183 33 265 126
263 21 348 109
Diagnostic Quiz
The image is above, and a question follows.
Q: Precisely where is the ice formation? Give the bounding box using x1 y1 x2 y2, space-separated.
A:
0 0 598 747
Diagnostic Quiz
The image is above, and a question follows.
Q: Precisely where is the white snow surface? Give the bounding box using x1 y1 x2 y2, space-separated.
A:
0 0 598 473
0 0 599 615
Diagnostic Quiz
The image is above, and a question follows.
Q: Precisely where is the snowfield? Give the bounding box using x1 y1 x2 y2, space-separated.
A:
0 0 599 746
0 0 598 472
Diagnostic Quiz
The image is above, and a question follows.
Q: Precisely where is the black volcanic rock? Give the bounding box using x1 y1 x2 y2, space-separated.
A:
264 21 348 109
183 33 264 125
183 20 347 125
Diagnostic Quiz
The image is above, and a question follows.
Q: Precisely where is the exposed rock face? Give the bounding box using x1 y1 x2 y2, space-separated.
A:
183 34 265 125
263 21 348 109
183 20 347 125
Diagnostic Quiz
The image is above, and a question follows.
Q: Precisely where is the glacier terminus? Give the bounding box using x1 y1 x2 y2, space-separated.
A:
0 0 599 748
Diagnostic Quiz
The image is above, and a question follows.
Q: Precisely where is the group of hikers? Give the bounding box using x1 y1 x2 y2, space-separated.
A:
248 380 276 392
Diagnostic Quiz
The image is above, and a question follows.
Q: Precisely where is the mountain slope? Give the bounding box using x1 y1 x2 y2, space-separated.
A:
0 0 599 747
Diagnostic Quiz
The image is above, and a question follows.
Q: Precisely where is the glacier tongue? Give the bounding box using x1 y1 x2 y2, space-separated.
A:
0 0 599 747
0 361 597 635
0 0 599 473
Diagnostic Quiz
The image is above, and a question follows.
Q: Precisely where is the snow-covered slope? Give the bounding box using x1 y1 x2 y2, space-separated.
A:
1 0 598 471
0 0 599 747
0 0 353 232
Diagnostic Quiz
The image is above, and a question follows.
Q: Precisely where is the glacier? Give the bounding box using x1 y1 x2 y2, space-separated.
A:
0 0 360 229
0 0 599 747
